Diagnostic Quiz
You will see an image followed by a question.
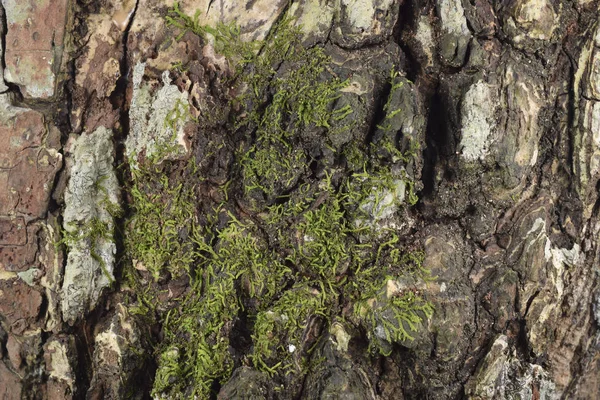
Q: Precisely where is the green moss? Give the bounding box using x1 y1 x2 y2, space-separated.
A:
240 142 305 197
230 18 350 198
151 210 293 398
350 248 434 355
154 275 238 398
166 2 257 67
376 68 405 133
251 283 327 373
126 7 436 399
292 191 352 283
126 166 200 281
355 290 434 356
200 212 290 300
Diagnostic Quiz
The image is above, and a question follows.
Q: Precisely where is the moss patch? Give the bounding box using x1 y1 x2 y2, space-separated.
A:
123 6 434 398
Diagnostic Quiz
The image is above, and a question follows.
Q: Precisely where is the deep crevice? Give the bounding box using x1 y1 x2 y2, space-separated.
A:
109 3 157 398
72 315 96 400
0 2 10 91
419 83 447 198
110 0 138 288
365 80 392 149
391 0 419 83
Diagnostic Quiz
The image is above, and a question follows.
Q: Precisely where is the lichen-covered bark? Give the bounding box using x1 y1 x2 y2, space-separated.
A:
1 0 600 399
61 127 119 326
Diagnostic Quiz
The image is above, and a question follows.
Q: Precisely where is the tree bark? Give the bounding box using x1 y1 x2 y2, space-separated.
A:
0 0 599 399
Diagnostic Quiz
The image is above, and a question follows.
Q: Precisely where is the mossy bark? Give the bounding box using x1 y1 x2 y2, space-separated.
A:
1 0 600 399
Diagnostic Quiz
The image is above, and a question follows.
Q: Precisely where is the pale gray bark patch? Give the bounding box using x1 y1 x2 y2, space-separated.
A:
61 127 119 325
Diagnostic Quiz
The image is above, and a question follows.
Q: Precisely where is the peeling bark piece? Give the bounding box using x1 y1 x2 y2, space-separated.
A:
124 0 171 66
0 361 22 400
503 0 559 48
505 194 593 390
9 147 62 217
128 0 285 69
0 95 62 218
126 63 191 167
574 23 600 218
0 278 42 333
44 335 77 400
112 0 137 32
456 60 544 197
493 64 544 183
61 127 119 325
463 0 497 38
0 223 39 273
87 304 143 399
6 330 42 375
71 9 126 133
1 0 67 98
74 16 122 100
465 335 558 399
0 217 26 246
6 333 23 370
506 197 553 316
288 0 336 45
188 0 287 42
39 217 64 332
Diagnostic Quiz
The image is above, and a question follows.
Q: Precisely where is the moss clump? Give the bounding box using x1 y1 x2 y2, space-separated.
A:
152 211 291 398
351 249 434 355
356 291 434 355
231 18 350 199
242 173 433 376
126 163 200 281
153 275 237 398
251 283 327 372
124 6 435 399
166 2 257 67
240 143 306 196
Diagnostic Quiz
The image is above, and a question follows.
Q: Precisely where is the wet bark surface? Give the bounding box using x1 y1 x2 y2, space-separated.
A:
1 0 600 399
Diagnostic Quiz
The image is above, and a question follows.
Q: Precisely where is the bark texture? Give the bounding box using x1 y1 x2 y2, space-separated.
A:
0 0 599 399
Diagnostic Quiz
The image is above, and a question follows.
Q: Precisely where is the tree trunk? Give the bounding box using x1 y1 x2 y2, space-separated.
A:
1 0 599 399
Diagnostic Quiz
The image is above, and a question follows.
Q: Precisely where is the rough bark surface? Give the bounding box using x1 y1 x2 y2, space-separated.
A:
0 0 599 399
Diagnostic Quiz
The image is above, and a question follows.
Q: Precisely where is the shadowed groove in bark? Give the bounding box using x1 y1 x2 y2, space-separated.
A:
420 84 447 199
0 1 7 89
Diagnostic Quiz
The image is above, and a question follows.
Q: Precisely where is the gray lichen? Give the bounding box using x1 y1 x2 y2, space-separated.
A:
436 0 471 66
460 81 495 161
61 126 119 325
126 62 190 167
